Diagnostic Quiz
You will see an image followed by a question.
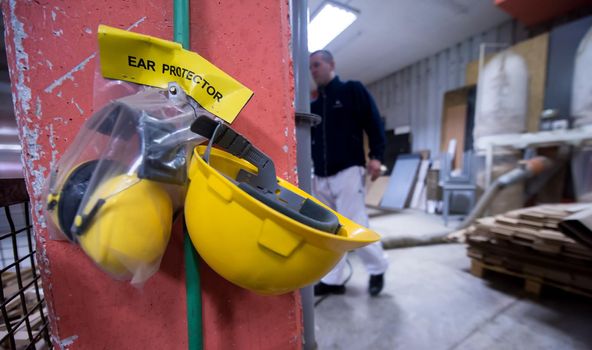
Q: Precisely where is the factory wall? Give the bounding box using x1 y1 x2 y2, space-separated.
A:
367 20 529 155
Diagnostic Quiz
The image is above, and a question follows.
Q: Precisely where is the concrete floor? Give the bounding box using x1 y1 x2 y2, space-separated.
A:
314 243 592 350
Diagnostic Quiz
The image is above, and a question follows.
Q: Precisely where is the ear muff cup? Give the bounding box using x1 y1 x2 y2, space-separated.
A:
77 173 173 277
238 183 340 234
52 160 173 278
57 160 121 241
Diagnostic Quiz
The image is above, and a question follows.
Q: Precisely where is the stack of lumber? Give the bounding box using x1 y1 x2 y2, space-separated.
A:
0 268 49 349
465 204 592 297
365 152 431 211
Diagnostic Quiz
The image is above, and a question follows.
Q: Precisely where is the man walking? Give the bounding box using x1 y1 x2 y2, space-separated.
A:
309 50 389 296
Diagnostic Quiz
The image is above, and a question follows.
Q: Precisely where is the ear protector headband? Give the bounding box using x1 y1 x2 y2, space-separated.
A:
190 116 340 234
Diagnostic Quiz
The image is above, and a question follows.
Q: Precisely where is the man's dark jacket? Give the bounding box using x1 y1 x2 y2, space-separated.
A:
311 76 385 177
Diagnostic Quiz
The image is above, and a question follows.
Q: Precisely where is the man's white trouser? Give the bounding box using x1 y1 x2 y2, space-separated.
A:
312 166 389 285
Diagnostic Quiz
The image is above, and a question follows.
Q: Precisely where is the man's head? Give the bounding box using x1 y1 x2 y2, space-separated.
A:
309 50 335 87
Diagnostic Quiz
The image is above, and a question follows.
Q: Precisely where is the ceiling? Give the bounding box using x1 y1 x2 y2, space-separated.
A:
308 0 510 84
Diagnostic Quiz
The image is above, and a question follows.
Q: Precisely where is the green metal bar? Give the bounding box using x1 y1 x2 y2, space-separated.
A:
174 1 203 349
184 225 203 350
174 0 190 49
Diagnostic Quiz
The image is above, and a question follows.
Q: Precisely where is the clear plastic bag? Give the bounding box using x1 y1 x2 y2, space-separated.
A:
44 77 213 284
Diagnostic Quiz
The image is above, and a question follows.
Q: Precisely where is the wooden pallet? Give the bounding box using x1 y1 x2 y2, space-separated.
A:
470 259 592 299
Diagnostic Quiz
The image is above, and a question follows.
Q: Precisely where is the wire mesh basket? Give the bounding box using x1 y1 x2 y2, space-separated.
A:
0 179 52 350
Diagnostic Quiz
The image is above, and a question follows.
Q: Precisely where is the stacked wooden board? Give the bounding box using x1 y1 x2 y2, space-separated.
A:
465 204 592 297
0 268 49 349
365 153 430 211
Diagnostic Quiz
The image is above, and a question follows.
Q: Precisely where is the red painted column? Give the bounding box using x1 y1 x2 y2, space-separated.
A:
188 2 302 348
2 1 301 349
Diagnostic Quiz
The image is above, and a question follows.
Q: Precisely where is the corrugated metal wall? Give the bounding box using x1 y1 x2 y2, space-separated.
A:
367 20 529 155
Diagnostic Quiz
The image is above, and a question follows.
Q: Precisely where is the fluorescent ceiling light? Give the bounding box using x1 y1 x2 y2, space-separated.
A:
308 2 358 52
0 127 18 136
0 144 22 152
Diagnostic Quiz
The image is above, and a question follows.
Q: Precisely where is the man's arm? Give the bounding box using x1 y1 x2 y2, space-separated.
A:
351 82 386 180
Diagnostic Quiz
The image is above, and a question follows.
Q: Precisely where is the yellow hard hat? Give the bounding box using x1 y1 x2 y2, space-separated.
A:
46 160 172 278
185 117 380 295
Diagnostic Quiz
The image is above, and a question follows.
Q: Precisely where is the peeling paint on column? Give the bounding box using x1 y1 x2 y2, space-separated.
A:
4 1 60 343
53 116 69 125
36 239 50 277
35 96 42 119
52 334 78 350
47 123 59 168
44 53 97 93
8 0 31 115
3 1 301 348
127 16 147 30
43 16 147 95
21 122 46 224
71 99 84 115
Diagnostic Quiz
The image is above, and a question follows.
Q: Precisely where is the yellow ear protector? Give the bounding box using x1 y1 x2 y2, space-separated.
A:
46 102 178 278
185 116 380 295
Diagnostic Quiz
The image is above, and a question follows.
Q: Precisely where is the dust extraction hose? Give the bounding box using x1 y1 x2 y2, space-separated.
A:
458 156 553 230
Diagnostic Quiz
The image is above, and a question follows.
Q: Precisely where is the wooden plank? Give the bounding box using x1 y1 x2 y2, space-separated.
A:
466 204 592 298
410 160 430 209
470 259 485 278
380 155 421 210
524 279 542 296
440 96 468 168
365 176 390 207
2 269 34 288
470 258 592 298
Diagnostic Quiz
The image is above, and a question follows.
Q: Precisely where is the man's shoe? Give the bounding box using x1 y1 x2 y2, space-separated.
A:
369 274 384 296
314 282 346 296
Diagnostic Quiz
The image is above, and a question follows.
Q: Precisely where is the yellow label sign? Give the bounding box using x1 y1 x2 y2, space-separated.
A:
98 25 253 123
